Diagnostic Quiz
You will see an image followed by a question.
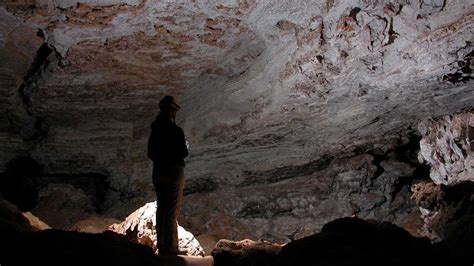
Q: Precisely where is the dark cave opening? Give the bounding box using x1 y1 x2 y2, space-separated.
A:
442 50 473 84
0 156 41 211
0 156 110 213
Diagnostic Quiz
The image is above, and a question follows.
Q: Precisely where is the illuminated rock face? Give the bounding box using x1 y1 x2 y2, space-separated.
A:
0 1 473 242
109 201 205 256
418 109 474 186
411 109 474 243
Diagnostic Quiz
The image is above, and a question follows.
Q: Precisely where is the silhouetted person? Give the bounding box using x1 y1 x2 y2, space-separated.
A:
147 96 189 256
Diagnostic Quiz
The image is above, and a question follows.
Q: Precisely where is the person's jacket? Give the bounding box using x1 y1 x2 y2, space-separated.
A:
147 113 188 167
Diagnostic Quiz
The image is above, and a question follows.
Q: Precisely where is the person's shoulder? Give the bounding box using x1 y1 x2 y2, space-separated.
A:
172 123 183 132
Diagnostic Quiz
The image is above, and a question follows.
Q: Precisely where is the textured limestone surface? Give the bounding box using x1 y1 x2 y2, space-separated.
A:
0 0 473 242
418 108 474 185
70 215 120 233
411 180 474 244
109 201 205 256
32 183 97 229
182 149 425 242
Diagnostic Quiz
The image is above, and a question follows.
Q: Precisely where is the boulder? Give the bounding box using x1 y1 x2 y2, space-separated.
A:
109 201 205 256
211 217 452 266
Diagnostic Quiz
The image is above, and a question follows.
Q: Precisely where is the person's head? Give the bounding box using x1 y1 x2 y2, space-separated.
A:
159 95 181 119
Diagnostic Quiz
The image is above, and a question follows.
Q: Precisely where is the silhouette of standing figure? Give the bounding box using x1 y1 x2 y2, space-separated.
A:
147 95 189 256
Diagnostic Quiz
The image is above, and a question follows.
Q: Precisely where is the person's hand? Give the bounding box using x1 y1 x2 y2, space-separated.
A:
185 139 190 150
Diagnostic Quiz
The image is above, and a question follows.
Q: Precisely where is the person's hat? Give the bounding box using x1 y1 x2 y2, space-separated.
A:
159 95 180 110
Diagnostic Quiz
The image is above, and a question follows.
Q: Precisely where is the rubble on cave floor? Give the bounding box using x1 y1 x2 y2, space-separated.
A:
1 197 212 266
212 217 473 266
2 196 472 266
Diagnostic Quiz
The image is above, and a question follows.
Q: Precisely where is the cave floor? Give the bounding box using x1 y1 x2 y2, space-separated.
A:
156 255 214 266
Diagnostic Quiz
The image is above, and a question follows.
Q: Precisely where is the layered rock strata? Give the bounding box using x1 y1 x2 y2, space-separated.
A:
0 0 472 243
411 180 474 244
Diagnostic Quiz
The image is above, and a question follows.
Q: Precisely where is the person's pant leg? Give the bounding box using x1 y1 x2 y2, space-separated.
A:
170 169 184 251
154 166 184 254
153 166 165 252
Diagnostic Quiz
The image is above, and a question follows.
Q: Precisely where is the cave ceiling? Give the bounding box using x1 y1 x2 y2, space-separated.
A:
0 0 473 188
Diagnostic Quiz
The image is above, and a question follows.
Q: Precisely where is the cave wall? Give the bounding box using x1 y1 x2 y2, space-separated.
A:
418 108 474 185
0 0 473 240
412 108 474 243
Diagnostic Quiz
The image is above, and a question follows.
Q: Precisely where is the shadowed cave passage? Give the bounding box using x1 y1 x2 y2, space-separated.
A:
0 0 473 265
0 156 110 213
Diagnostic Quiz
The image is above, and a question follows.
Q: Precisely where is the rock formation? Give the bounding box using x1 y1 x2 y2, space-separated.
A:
418 108 473 185
409 108 474 257
183 149 427 242
3 197 470 265
70 215 121 233
212 238 282 266
1 197 212 265
0 197 49 234
109 201 205 256
0 0 472 250
211 217 470 266
413 109 474 239
4 228 165 266
411 180 474 244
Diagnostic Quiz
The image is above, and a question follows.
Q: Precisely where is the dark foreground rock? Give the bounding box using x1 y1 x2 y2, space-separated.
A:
280 218 432 266
4 230 162 266
0 198 212 266
2 198 472 266
0 197 159 265
212 217 473 266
